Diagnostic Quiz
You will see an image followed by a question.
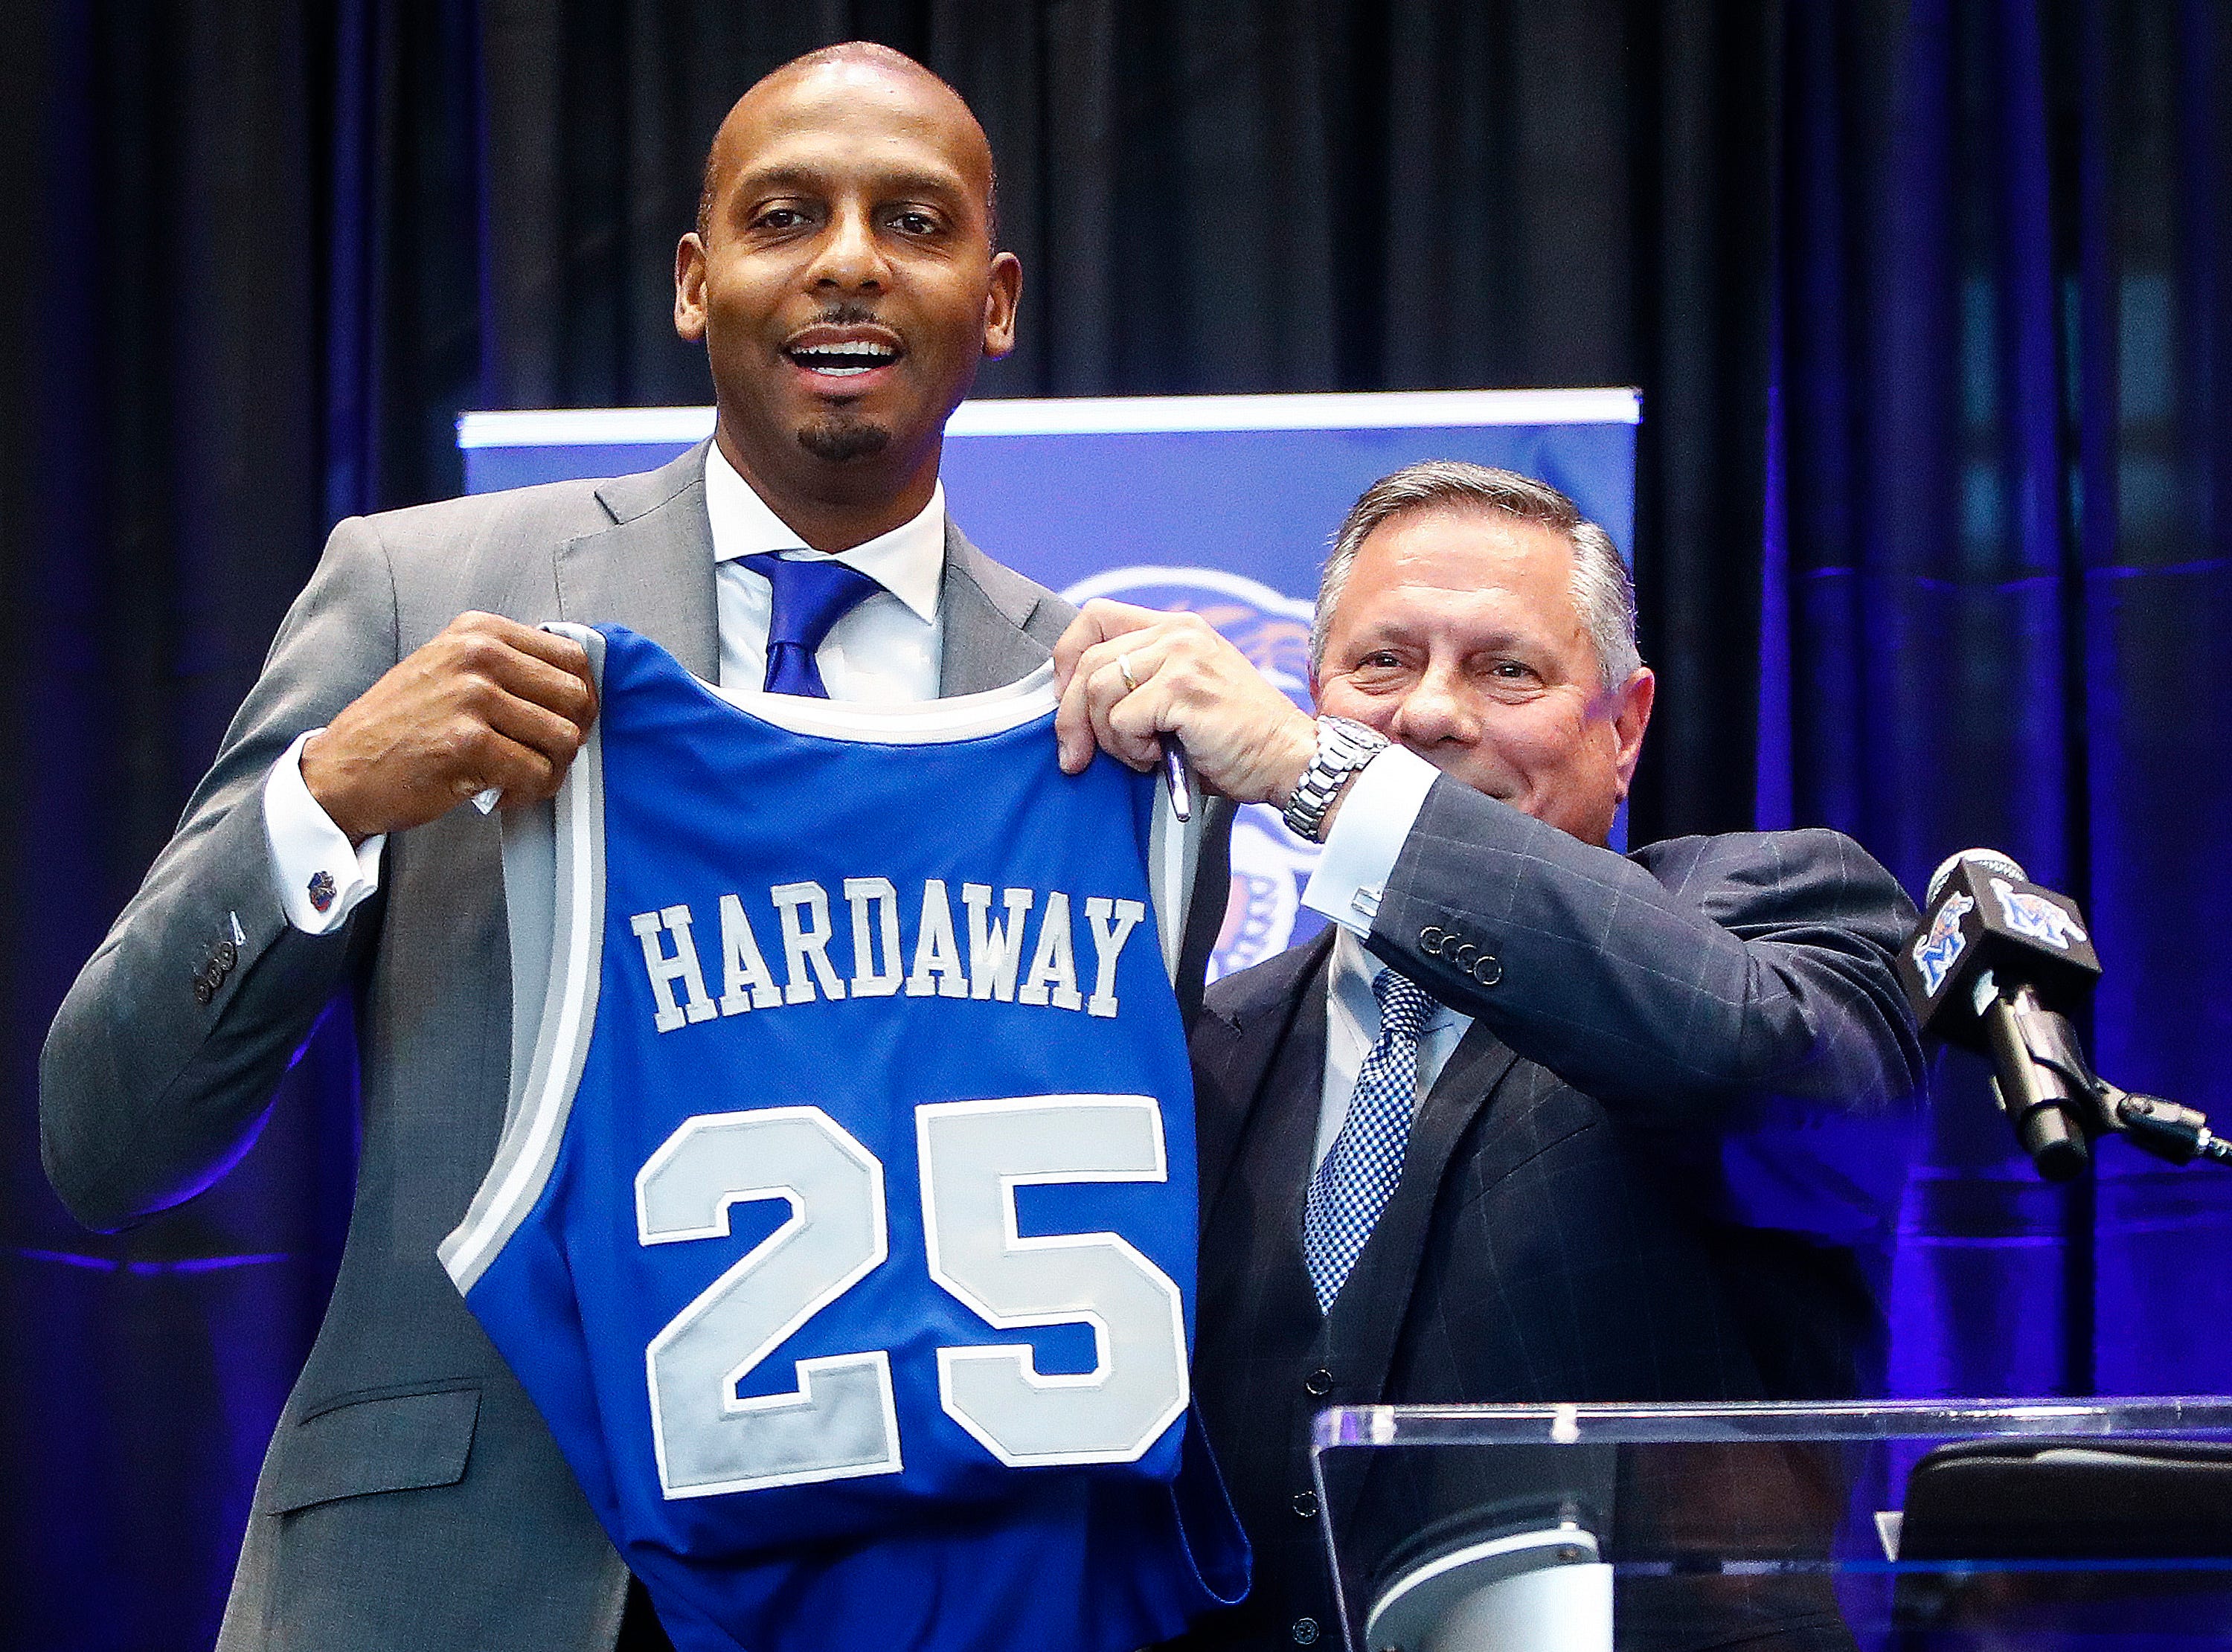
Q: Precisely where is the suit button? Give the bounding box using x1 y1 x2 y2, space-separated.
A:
1304 1368 1333 1397
1472 953 1501 986
215 939 237 969
1292 1489 1319 1519
1420 926 1444 956
1451 942 1478 969
1291 1616 1321 1645
193 977 214 1006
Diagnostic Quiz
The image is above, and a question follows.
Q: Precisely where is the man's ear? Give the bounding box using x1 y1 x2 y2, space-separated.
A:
674 234 708 343
1610 667 1655 795
981 251 1022 360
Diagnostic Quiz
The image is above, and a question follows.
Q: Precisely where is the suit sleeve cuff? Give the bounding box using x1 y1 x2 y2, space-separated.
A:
1301 744 1440 936
264 730 385 934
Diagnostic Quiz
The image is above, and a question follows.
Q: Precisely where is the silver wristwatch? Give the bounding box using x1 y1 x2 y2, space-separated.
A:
1281 716 1389 843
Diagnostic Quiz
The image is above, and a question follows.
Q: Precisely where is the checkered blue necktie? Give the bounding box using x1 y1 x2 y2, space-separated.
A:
1302 967 1437 1313
739 552 884 697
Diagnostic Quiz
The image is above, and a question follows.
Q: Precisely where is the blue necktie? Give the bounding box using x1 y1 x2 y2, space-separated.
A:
739 552 885 697
1302 968 1437 1313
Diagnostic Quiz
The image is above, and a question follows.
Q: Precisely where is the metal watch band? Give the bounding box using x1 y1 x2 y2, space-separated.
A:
1281 716 1389 843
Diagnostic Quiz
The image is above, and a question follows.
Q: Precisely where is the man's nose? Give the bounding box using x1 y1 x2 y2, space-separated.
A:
1389 664 1477 748
807 202 888 291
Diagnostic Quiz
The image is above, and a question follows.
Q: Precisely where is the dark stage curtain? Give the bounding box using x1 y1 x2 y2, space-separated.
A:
1764 0 2232 1400
1 2 2225 1647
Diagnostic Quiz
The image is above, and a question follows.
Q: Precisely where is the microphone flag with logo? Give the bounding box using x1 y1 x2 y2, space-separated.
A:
1897 851 2103 1180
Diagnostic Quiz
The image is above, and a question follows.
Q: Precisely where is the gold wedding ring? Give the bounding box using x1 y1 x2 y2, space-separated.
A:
1117 652 1139 693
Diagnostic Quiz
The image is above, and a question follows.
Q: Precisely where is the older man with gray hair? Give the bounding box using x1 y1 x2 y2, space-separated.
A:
1051 460 1922 1651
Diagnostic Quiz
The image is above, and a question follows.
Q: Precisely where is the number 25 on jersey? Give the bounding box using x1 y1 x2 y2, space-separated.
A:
638 1093 1190 1499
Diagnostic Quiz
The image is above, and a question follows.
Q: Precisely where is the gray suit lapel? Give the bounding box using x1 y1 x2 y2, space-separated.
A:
937 521 1065 694
554 443 719 679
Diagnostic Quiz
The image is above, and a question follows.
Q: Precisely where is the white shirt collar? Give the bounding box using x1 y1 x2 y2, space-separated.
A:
1330 927 1462 1034
703 441 946 624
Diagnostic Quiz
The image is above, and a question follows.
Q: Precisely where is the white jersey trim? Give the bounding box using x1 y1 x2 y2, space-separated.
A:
441 623 612 1294
703 661 1059 744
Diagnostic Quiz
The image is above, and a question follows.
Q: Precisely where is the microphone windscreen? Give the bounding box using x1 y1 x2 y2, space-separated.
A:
1926 848 2028 906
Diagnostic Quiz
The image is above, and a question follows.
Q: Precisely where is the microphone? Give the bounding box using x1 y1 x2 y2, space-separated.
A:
1898 850 2230 1178
1899 849 2103 1180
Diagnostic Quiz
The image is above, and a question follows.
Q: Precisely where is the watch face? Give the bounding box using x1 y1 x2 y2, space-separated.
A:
1324 717 1385 766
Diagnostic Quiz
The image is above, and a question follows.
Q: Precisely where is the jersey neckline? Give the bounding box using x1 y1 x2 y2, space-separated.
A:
695 659 1059 745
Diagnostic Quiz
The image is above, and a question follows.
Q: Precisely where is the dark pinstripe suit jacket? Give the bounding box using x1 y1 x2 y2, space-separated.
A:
1173 778 1925 1652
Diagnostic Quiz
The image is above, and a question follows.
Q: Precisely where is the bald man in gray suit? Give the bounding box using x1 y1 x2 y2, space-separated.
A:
41 45 1203 1652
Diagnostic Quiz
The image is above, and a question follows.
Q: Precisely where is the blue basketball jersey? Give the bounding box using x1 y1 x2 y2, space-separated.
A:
440 624 1248 1652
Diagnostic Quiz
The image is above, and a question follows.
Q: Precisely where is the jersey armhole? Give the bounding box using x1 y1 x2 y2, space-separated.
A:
440 623 609 1293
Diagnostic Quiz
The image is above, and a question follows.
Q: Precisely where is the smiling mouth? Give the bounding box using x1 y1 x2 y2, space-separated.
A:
787 343 898 376
783 322 905 380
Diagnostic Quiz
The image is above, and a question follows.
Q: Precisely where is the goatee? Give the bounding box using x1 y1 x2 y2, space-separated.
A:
798 417 891 463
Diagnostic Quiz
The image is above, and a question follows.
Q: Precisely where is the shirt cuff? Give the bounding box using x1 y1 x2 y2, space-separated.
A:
1301 744 1440 936
264 730 386 934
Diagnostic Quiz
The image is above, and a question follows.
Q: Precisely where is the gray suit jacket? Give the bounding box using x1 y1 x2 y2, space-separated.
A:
39 443 1083 1652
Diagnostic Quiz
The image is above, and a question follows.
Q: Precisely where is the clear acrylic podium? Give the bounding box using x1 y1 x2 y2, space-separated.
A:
1309 1398 2232 1651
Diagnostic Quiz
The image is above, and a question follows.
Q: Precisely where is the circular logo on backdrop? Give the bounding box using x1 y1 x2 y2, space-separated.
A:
1062 567 1330 982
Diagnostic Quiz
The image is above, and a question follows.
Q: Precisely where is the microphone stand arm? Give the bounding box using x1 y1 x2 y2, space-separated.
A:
1999 988 2232 1169
2098 1083 2232 1168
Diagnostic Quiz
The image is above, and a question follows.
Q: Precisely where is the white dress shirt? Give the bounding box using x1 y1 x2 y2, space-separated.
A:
264 444 949 935
704 443 945 701
1298 743 1465 1171
1298 742 1442 935
1312 926 1472 1174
